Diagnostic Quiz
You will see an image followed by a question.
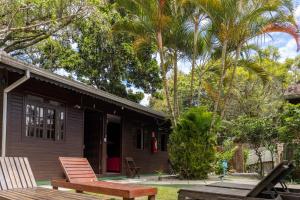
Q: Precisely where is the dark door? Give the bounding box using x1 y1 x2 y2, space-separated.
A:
84 110 102 174
106 116 122 173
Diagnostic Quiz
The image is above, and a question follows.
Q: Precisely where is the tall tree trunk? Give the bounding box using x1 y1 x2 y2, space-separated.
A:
190 15 200 106
173 50 179 118
157 32 176 126
211 39 228 128
255 149 264 178
197 64 204 103
157 0 176 126
221 44 242 118
270 151 275 169
258 153 264 178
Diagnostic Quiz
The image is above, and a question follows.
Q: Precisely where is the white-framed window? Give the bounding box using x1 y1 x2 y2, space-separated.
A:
25 95 65 141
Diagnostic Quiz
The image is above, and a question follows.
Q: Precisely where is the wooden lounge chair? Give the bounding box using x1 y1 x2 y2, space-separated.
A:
51 157 157 200
125 157 140 178
178 161 300 200
0 157 102 200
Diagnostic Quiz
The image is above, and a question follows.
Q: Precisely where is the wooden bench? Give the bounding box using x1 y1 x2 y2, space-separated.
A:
51 157 157 200
0 157 102 200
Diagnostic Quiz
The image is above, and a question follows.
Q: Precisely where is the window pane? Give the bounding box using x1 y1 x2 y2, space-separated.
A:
29 127 34 137
25 126 29 137
57 111 65 141
25 99 64 142
26 105 30 114
40 108 43 117
47 130 51 139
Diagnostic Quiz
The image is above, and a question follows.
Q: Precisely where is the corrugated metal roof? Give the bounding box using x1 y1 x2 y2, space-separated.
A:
284 82 300 100
0 51 166 119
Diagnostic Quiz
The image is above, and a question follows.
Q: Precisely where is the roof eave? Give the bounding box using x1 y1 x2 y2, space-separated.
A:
0 51 166 119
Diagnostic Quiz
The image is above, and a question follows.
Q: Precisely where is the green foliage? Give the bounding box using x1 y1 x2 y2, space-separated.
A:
0 0 91 52
16 3 161 103
243 148 250 171
168 107 217 179
231 116 278 177
279 103 300 144
215 140 237 175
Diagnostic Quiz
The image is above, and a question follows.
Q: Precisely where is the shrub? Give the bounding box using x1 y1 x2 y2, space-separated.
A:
215 140 237 175
168 107 217 179
279 103 300 144
279 104 300 179
231 116 278 177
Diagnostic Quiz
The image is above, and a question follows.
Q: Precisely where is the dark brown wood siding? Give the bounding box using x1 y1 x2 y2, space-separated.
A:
121 115 169 175
5 74 84 180
6 92 84 180
3 71 169 180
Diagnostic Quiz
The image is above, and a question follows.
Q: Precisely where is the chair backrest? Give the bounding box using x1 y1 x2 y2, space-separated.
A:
59 157 97 183
125 157 136 169
0 157 37 190
247 161 294 198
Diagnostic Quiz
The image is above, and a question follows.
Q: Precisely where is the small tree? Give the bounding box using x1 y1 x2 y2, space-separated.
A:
232 117 270 178
215 140 238 175
279 103 300 166
264 122 279 169
168 107 217 179
279 103 300 144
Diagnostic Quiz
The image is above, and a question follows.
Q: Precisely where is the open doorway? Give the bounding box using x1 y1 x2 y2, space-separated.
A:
106 116 121 173
84 109 102 175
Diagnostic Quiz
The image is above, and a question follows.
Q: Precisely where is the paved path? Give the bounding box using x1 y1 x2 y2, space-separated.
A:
40 174 300 189
102 175 300 189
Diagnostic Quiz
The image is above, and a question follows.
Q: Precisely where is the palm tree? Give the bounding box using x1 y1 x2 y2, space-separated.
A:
192 0 238 126
220 0 299 118
195 0 299 125
164 0 190 118
115 0 177 125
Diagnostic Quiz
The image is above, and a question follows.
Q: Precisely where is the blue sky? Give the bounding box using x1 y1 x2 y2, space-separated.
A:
251 0 300 61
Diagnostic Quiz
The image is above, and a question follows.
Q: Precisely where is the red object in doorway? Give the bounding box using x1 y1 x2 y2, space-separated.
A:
107 157 121 172
151 132 158 154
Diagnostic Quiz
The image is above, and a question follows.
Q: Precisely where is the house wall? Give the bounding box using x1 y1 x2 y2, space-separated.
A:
6 74 84 180
3 71 170 180
121 113 169 175
81 95 170 175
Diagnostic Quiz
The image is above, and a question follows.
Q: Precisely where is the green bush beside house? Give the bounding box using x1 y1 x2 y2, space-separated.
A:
168 107 217 179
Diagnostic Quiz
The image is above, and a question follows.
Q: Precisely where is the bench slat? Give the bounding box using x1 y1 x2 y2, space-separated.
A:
23 158 37 187
4 158 17 189
9 158 22 188
19 158 33 188
59 157 97 183
14 157 27 188
0 161 7 190
0 158 13 189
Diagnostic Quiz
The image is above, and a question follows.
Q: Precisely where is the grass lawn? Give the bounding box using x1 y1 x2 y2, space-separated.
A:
94 185 180 200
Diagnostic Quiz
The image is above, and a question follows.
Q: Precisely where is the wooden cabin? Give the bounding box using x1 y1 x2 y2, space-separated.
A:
0 52 170 180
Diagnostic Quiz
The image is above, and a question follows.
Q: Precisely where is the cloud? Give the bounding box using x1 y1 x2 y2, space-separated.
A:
278 38 299 62
140 93 151 106
295 3 300 18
